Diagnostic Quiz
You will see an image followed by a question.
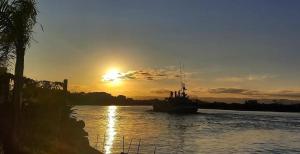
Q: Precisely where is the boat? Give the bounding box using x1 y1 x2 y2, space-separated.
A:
152 65 199 114
152 95 199 113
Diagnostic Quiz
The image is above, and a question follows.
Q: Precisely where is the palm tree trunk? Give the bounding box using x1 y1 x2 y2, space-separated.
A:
10 44 25 151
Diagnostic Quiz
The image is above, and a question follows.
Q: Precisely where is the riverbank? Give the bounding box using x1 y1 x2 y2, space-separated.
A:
0 103 101 154
0 104 100 154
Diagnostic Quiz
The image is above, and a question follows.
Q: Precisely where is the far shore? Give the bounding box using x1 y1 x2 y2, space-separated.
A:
72 100 300 113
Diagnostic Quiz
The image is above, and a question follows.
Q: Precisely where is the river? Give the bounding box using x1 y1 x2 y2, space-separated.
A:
73 106 300 154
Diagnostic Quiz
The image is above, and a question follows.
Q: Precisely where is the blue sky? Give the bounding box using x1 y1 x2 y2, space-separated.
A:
25 0 300 99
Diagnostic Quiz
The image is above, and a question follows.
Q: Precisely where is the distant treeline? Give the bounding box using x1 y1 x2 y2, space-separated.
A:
70 92 300 112
69 92 157 106
1 73 66 105
195 100 300 113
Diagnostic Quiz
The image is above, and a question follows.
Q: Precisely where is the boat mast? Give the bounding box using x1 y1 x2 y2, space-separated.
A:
179 63 187 97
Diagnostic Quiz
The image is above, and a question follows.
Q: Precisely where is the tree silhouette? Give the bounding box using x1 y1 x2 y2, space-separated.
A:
0 0 38 151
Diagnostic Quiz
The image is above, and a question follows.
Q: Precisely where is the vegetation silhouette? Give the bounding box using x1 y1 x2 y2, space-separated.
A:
0 0 38 151
69 92 157 106
0 0 100 153
0 74 100 153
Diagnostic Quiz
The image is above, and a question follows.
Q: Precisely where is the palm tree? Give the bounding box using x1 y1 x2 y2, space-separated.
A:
0 0 38 151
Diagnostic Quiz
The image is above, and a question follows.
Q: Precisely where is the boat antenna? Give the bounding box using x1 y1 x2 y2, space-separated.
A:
179 63 186 93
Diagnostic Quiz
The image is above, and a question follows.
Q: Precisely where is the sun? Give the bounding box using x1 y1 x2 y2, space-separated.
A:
102 69 122 85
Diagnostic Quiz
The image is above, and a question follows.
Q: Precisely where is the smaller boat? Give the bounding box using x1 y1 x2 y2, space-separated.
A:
153 65 198 114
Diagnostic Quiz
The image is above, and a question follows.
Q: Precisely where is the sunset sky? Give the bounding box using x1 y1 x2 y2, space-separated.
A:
24 0 300 99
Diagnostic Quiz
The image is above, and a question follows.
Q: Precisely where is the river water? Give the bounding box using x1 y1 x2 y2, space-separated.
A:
73 106 300 154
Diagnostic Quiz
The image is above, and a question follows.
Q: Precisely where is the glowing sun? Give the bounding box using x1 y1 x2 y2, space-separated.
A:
102 69 122 85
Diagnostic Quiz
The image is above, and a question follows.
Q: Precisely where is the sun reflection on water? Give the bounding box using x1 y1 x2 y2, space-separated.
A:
104 106 117 154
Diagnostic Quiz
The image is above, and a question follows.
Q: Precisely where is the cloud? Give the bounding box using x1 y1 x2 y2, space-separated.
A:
216 74 275 82
118 67 182 81
208 88 260 95
119 71 138 80
208 88 300 99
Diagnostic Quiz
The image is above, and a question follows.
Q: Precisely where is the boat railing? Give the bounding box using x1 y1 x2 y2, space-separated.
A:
94 134 157 154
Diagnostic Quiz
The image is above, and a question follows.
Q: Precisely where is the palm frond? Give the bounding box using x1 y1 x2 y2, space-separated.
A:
0 0 38 67
0 0 38 49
